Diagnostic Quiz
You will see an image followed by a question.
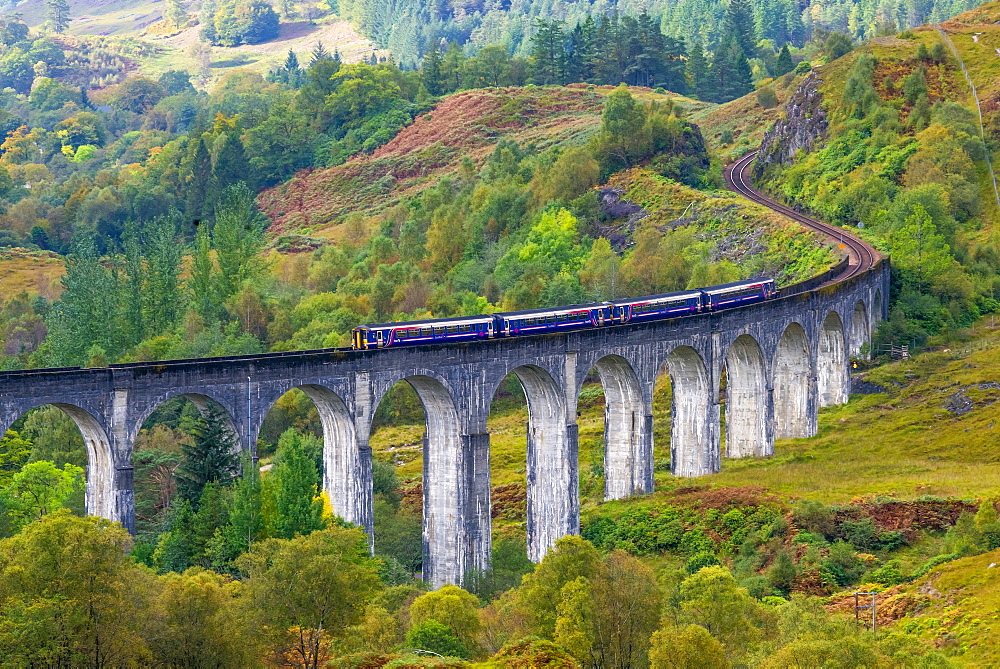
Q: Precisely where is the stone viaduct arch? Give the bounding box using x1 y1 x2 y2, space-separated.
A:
0 260 889 586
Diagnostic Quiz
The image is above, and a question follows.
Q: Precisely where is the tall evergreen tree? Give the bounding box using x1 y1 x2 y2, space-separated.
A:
723 0 757 57
144 213 183 335
530 19 568 85
45 0 70 33
775 44 794 76
212 131 250 193
153 499 196 573
422 42 445 95
185 137 212 222
310 40 331 63
211 182 269 304
686 42 711 100
271 430 325 539
175 404 239 505
213 454 265 571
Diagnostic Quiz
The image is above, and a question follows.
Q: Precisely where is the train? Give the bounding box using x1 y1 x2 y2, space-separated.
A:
351 278 777 350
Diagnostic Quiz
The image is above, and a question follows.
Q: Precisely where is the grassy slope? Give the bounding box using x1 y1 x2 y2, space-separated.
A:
0 248 65 300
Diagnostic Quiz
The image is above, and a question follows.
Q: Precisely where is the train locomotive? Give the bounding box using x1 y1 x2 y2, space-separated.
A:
351 278 776 350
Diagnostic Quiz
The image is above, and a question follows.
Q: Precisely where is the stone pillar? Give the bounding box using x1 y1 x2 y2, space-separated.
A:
462 432 492 577
526 420 579 564
114 466 135 533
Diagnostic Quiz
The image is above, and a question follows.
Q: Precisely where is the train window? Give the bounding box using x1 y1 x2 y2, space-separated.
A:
546 315 555 324
421 328 432 336
460 324 471 332
447 326 458 333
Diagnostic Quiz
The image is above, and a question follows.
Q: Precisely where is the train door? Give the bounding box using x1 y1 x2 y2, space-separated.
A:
376 330 384 348
487 321 495 338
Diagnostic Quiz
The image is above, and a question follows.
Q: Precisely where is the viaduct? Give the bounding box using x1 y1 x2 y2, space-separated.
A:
0 157 890 587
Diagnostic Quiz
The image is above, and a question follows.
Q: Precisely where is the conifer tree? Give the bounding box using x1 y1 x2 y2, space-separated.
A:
775 43 794 76
165 0 189 29
214 454 265 570
422 45 445 95
45 0 70 33
175 404 239 505
185 136 212 221
686 42 711 100
271 429 325 539
723 0 757 57
310 40 331 63
212 131 250 193
530 19 567 85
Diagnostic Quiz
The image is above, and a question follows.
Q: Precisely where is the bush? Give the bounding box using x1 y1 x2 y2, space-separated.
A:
405 620 469 659
686 551 721 574
757 88 778 109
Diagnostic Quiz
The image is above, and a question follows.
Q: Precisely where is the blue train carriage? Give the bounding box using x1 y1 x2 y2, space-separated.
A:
702 278 777 310
609 289 704 323
495 302 612 336
352 315 496 349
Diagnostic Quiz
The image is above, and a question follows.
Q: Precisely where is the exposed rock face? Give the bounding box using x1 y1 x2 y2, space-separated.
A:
755 73 828 175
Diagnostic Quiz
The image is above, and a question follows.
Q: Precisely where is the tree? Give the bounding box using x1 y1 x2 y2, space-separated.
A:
45 0 70 33
590 550 661 668
166 0 190 29
686 42 711 100
185 137 212 221
0 430 31 487
212 181 269 303
650 623 728 668
213 453 265 571
554 577 593 664
410 585 482 652
422 44 445 95
679 566 771 659
405 620 469 658
723 0 756 57
515 535 601 638
530 19 567 85
775 44 794 76
147 568 258 665
237 526 383 667
824 32 853 61
175 404 239 504
114 77 167 114
0 511 150 665
2 461 83 531
212 131 251 192
580 238 621 299
153 499 197 573
271 429 325 539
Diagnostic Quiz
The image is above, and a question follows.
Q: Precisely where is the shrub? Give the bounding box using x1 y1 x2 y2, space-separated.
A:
686 551 721 574
757 88 778 109
405 620 469 659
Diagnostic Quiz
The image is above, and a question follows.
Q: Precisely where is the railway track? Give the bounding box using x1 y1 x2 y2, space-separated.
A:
725 151 878 285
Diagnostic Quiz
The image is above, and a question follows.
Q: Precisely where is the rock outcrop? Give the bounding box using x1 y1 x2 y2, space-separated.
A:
755 73 828 175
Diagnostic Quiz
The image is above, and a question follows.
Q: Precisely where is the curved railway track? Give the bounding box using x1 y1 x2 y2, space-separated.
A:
725 151 878 285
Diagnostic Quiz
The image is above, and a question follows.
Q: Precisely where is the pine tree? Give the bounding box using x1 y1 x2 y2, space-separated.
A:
145 213 183 335
153 499 196 573
175 404 239 505
185 136 212 221
441 42 464 92
46 0 70 33
165 0 189 29
422 44 445 95
284 49 299 73
724 0 757 57
212 131 250 193
686 42 711 100
310 40 331 63
271 429 325 539
215 454 265 570
530 19 567 85
775 44 794 76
